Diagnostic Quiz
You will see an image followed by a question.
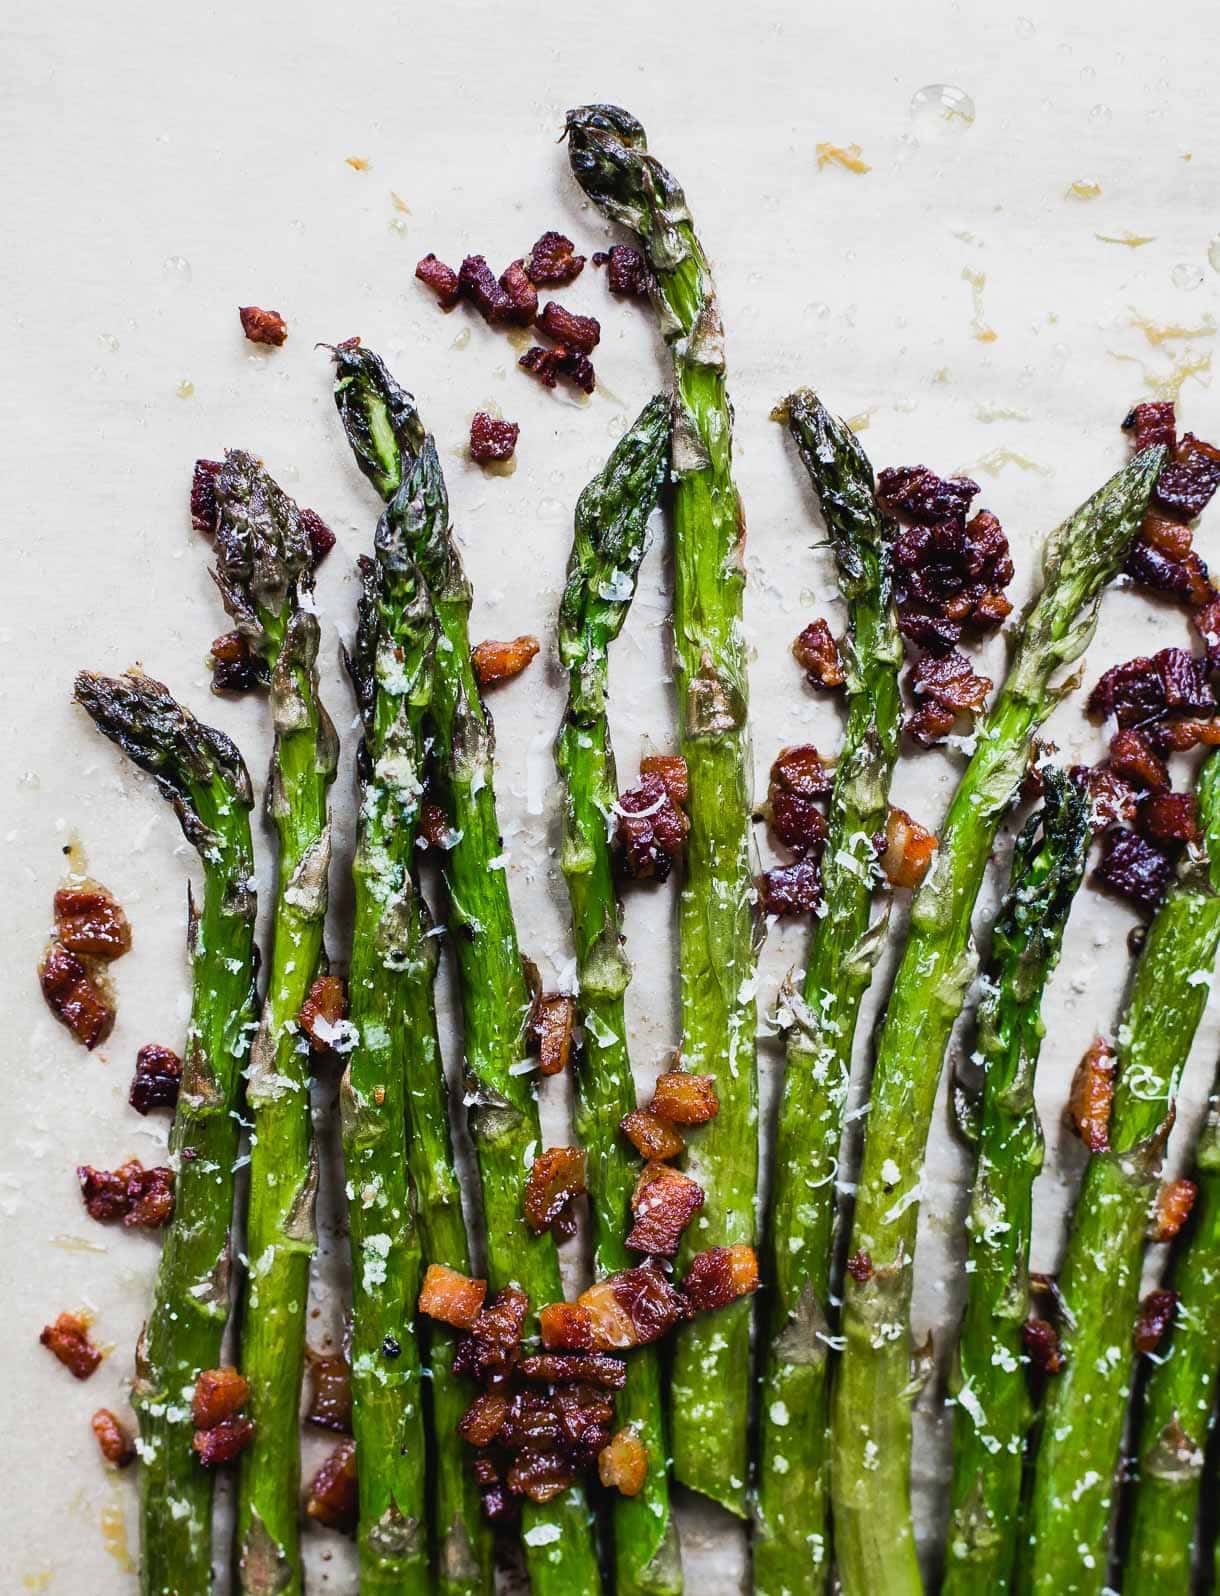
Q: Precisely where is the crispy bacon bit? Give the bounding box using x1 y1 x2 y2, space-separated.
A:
458 1391 511 1446
524 1146 587 1237
305 1438 358 1530
614 772 690 881
238 305 288 347
415 253 462 310
620 1108 684 1161
1151 1179 1198 1242
506 1446 580 1505
41 1312 101 1379
1140 511 1195 563
469 412 520 465
297 974 348 1053
519 342 597 394
639 754 689 808
524 231 585 286
760 858 823 916
1091 649 1216 728
1109 729 1170 792
846 1251 874 1284
880 807 938 889
192 1415 255 1467
599 244 651 299
598 1429 648 1496
769 745 831 855
191 458 222 533
54 882 132 960
39 941 114 1049
772 742 832 801
650 1070 719 1125
129 1045 181 1114
192 1366 250 1430
539 1302 596 1351
682 1244 760 1312
459 254 514 325
300 507 336 565
626 1161 705 1257
208 629 266 693
1141 790 1200 845
1124 402 1178 456
575 1285 636 1351
1096 827 1173 911
518 1353 627 1388
793 620 846 690
471 634 540 687
419 800 453 850
499 261 539 326
1155 433 1220 521
453 1285 530 1383
1126 542 1214 607
1070 764 1142 829
907 649 992 746
305 1351 352 1434
1022 1316 1064 1373
78 1160 175 1229
1067 1037 1117 1153
1134 1289 1179 1354
91 1409 135 1468
419 1264 488 1330
536 301 601 353
529 994 575 1078
577 1266 688 1350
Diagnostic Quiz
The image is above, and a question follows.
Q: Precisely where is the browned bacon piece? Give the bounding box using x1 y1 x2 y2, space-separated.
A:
305 1438 359 1530
305 1349 353 1434
39 942 114 1049
459 254 515 325
759 857 823 916
470 412 520 464
681 1244 760 1312
40 1311 101 1379
452 1285 530 1383
78 1160 175 1229
54 882 131 960
471 635 539 687
1140 790 1200 846
619 1108 685 1161
537 301 601 353
524 1146 587 1238
1023 1316 1065 1374
1095 827 1173 911
625 1161 704 1257
297 974 348 1053
192 1415 255 1467
529 994 575 1077
598 1428 649 1495
499 261 539 326
91 1408 135 1467
878 806 938 889
1067 1038 1117 1153
208 630 265 693
191 458 223 532
518 1353 627 1389
639 754 689 807
519 342 597 394
614 772 690 881
539 1302 596 1352
524 231 586 286
792 619 846 690
192 1366 250 1429
1150 1179 1198 1243
418 1264 488 1330
1134 1289 1179 1354
415 253 462 310
238 305 288 347
906 649 992 747
768 745 830 855
650 1070 719 1125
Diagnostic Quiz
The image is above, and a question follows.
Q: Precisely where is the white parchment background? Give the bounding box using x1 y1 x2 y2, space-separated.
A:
3 0 1219 1589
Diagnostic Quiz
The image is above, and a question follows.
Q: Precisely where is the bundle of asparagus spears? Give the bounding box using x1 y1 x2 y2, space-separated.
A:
44 100 1220 1596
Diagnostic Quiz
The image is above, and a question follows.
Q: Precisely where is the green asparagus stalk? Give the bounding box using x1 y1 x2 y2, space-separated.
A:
332 342 603 1595
555 394 678 1596
74 670 258 1596
1123 1076 1220 1589
565 103 758 1516
753 392 903 1596
345 471 493 1593
828 444 1164 1596
1020 750 1220 1595
209 452 339 1595
942 768 1090 1595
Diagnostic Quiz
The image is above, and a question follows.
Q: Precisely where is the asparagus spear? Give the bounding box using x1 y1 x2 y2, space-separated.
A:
1020 750 1220 1595
565 103 759 1515
828 444 1164 1596
555 393 679 1596
753 392 903 1595
332 342 603 1594
1123 1075 1220 1588
942 768 1090 1595
207 452 339 1595
344 465 493 1593
74 670 258 1596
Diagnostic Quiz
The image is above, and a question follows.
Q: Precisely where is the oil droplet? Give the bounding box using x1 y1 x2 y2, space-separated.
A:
451 327 471 351
162 254 192 282
388 217 408 238
1172 262 1204 292
101 1498 135 1572
176 379 194 399
1015 15 1035 36
1209 237 1220 273
909 84 976 133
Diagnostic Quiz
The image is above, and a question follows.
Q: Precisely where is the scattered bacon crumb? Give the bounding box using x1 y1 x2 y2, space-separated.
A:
1151 1179 1198 1242
793 620 846 690
78 1160 175 1229
768 745 830 856
238 306 288 347
192 1366 250 1430
518 1352 626 1388
1108 729 1170 792
458 1391 511 1446
1121 404 1220 606
575 1266 689 1350
1090 649 1215 728
539 1302 596 1351
39 941 114 1049
519 343 596 394
469 412 520 465
759 858 823 916
907 649 992 746
471 635 540 687
1022 1316 1064 1373
298 974 348 1053
54 882 131 960
593 244 651 298
598 1429 648 1496
415 253 462 311
846 1251 874 1284
192 1415 255 1467
498 261 539 327
419 1264 488 1330
1134 1289 1179 1354
1141 790 1200 846
626 1161 705 1257
1095 827 1173 911
191 458 223 533
209 630 265 693
524 232 586 287
305 1349 353 1433
459 255 515 325
300 507 337 565
419 800 453 850
650 1070 719 1125
1069 764 1142 829
524 1146 587 1237
879 807 938 889
453 1286 529 1383
682 1245 760 1312
614 772 690 881
306 1438 358 1531
620 1108 684 1161
536 302 601 354
1067 1038 1117 1153
40 1312 101 1380
529 994 575 1077
639 754 689 808
1124 402 1178 456
91 1409 135 1468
